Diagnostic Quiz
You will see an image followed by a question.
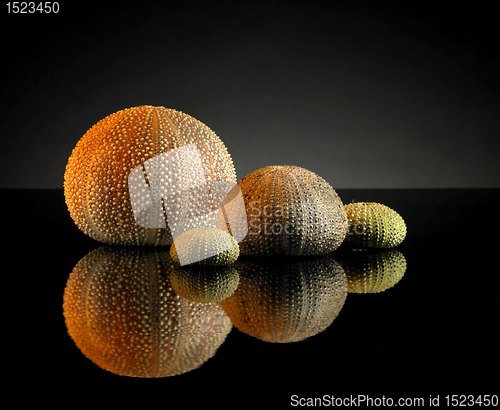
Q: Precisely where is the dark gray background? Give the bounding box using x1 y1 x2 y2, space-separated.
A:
2 1 499 189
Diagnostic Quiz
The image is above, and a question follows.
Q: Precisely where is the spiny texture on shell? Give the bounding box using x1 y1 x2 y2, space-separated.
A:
237 165 348 256
62 246 232 378
64 106 236 246
170 265 240 303
170 228 239 266
337 249 407 293
344 202 406 248
219 257 347 343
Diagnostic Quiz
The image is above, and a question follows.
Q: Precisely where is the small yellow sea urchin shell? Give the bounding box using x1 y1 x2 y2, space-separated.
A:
170 265 240 303
344 202 406 248
64 106 236 246
170 227 239 266
237 165 348 256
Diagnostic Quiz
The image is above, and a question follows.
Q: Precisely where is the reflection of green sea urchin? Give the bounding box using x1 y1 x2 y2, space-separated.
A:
344 202 406 248
171 266 240 303
237 165 348 256
337 249 407 293
170 228 239 266
220 257 347 342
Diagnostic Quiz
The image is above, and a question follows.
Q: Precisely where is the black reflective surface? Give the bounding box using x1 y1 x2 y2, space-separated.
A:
4 188 499 405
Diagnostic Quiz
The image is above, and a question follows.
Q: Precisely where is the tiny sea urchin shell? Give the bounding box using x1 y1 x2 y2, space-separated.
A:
237 165 348 256
344 202 406 248
64 106 236 246
170 228 239 266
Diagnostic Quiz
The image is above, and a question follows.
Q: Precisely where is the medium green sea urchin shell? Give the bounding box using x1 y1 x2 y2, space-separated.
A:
170 227 239 266
237 165 348 256
344 202 406 248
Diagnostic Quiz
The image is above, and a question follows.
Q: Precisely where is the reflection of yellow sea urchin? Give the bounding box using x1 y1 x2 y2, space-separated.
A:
344 202 406 248
170 228 239 266
237 165 348 256
338 249 407 293
170 265 240 303
63 106 236 246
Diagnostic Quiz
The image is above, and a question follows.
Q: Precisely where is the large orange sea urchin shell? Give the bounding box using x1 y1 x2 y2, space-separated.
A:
64 106 236 246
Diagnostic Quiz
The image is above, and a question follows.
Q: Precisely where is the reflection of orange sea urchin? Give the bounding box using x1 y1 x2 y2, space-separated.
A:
63 247 232 377
64 106 236 246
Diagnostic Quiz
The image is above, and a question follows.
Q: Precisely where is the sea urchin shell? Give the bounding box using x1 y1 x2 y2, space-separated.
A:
170 227 239 266
64 106 236 246
237 165 348 256
344 202 406 248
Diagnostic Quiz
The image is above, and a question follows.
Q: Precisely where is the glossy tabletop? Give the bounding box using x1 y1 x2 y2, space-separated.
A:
3 188 499 406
